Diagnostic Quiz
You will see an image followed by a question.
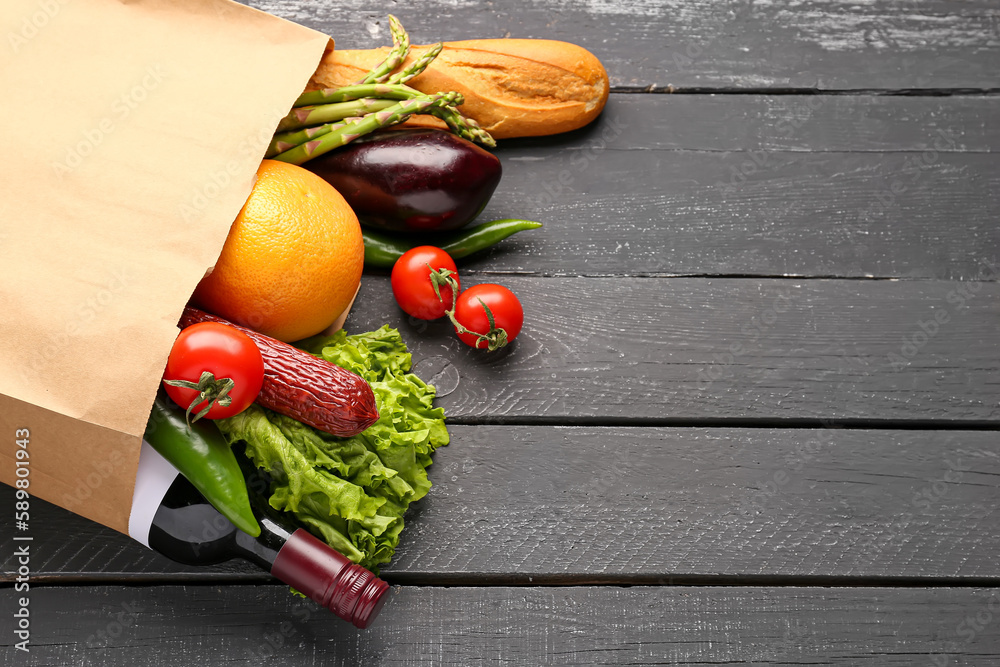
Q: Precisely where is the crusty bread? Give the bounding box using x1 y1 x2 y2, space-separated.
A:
306 39 609 139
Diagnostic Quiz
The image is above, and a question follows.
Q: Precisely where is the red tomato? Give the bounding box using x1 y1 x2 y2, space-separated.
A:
391 246 460 320
163 322 264 421
453 283 524 350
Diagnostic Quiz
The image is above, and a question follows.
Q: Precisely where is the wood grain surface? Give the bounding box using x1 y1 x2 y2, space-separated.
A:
247 0 1000 90
344 277 1000 424
3 1 998 664
3 585 1000 666
472 95 1000 280
5 427 999 582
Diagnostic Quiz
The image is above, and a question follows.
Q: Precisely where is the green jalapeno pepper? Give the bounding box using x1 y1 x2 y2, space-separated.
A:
362 218 543 269
144 392 261 537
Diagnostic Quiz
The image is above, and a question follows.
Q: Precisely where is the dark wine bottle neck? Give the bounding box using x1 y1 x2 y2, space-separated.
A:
233 501 294 569
139 443 388 628
147 474 293 570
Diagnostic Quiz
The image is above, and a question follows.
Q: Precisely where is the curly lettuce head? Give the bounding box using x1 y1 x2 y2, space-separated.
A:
217 326 448 572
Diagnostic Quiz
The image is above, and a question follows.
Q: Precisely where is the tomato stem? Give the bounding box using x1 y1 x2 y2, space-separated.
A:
425 263 509 351
163 370 235 426
443 289 508 351
426 263 458 305
468 298 508 350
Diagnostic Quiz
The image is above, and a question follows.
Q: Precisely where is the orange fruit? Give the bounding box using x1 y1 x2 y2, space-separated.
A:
192 159 364 342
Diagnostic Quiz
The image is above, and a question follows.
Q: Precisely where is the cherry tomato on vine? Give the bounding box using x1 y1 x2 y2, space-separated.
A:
391 246 460 320
452 283 524 350
162 322 264 423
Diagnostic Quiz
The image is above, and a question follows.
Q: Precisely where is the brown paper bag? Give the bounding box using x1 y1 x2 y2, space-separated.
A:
0 0 331 533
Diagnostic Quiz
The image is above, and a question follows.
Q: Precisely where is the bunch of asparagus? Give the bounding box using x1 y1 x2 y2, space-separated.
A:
266 16 495 165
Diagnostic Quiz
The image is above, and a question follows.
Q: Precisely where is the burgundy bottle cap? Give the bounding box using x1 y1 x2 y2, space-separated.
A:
271 528 390 629
334 563 390 629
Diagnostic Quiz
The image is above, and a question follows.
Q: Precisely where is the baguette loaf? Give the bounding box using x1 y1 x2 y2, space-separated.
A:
306 39 609 139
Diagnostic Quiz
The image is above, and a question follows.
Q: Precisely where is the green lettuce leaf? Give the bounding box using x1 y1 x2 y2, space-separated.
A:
217 326 448 572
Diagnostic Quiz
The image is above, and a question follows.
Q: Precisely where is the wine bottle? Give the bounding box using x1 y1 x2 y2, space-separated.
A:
127 440 388 628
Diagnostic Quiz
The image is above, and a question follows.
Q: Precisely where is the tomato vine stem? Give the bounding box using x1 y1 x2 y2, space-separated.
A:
163 371 235 426
427 264 509 351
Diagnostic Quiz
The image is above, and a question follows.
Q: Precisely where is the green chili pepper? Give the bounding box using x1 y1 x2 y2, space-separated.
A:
144 392 261 537
363 228 411 268
362 218 543 269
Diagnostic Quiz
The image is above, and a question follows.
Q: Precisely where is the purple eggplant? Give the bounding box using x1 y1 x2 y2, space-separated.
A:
304 128 502 233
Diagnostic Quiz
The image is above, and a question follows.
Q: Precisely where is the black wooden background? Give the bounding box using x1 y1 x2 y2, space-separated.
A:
2 0 999 664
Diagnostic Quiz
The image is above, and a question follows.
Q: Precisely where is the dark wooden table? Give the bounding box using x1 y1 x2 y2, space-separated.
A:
4 1 1000 664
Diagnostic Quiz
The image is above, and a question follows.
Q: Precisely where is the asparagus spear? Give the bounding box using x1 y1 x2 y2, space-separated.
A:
276 98 401 133
386 43 444 85
270 15 496 160
293 43 442 107
359 15 410 84
428 106 496 147
294 83 421 108
270 92 462 165
266 118 363 158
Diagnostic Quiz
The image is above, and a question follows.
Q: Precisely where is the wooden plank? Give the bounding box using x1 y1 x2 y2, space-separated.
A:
548 94 1000 153
3 584 1000 665
388 428 1000 580
6 428 1000 581
349 276 1000 423
472 95 1000 280
248 0 1000 90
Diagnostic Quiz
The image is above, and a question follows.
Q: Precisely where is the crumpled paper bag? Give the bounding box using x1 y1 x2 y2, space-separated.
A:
0 0 331 533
